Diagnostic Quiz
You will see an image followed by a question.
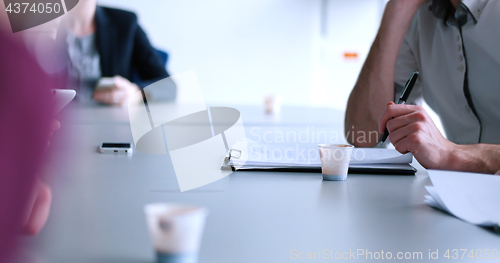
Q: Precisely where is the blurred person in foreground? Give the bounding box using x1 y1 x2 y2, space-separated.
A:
58 0 176 105
345 0 500 174
0 28 61 263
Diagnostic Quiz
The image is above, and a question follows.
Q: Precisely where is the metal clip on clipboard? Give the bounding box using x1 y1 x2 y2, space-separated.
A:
221 149 242 171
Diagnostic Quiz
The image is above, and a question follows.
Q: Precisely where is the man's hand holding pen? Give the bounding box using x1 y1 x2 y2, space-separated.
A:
378 102 455 170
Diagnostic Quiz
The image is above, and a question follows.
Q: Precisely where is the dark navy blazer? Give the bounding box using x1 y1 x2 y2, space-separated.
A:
94 6 169 87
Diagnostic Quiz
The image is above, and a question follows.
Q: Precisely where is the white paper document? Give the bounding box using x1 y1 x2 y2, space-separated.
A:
425 170 500 228
230 142 413 167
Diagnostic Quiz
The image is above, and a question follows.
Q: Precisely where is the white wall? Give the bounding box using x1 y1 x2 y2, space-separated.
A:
97 0 385 108
311 0 386 110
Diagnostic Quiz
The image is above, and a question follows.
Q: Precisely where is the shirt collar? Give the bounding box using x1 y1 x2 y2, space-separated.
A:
461 0 488 22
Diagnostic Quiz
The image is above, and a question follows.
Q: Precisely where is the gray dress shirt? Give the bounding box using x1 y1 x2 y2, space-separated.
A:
394 0 499 144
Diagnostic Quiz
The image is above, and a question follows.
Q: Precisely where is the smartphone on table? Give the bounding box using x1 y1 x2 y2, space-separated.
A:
99 142 133 154
53 89 76 113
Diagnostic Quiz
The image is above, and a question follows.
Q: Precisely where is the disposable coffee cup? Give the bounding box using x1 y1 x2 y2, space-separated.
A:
144 203 208 263
318 144 354 181
264 94 282 115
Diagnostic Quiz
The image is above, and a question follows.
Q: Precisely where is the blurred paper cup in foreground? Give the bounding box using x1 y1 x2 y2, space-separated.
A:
318 144 354 181
144 203 208 263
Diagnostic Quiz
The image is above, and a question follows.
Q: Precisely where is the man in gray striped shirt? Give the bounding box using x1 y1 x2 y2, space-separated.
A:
345 0 500 174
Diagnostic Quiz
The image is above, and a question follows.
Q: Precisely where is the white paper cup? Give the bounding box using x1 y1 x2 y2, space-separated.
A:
144 203 208 263
318 144 354 181
264 94 282 115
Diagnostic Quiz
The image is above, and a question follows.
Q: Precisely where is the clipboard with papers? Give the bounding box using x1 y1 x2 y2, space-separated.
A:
220 142 417 175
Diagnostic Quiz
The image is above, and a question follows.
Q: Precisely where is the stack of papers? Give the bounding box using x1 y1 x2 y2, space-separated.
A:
223 142 416 174
425 170 500 228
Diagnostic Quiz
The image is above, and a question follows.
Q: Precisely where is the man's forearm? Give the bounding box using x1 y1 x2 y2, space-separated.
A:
345 0 425 147
445 144 500 174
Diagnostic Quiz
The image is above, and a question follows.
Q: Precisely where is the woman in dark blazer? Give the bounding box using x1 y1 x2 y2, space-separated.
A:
61 0 175 105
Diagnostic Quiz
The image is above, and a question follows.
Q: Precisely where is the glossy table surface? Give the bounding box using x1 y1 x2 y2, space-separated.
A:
29 103 499 263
